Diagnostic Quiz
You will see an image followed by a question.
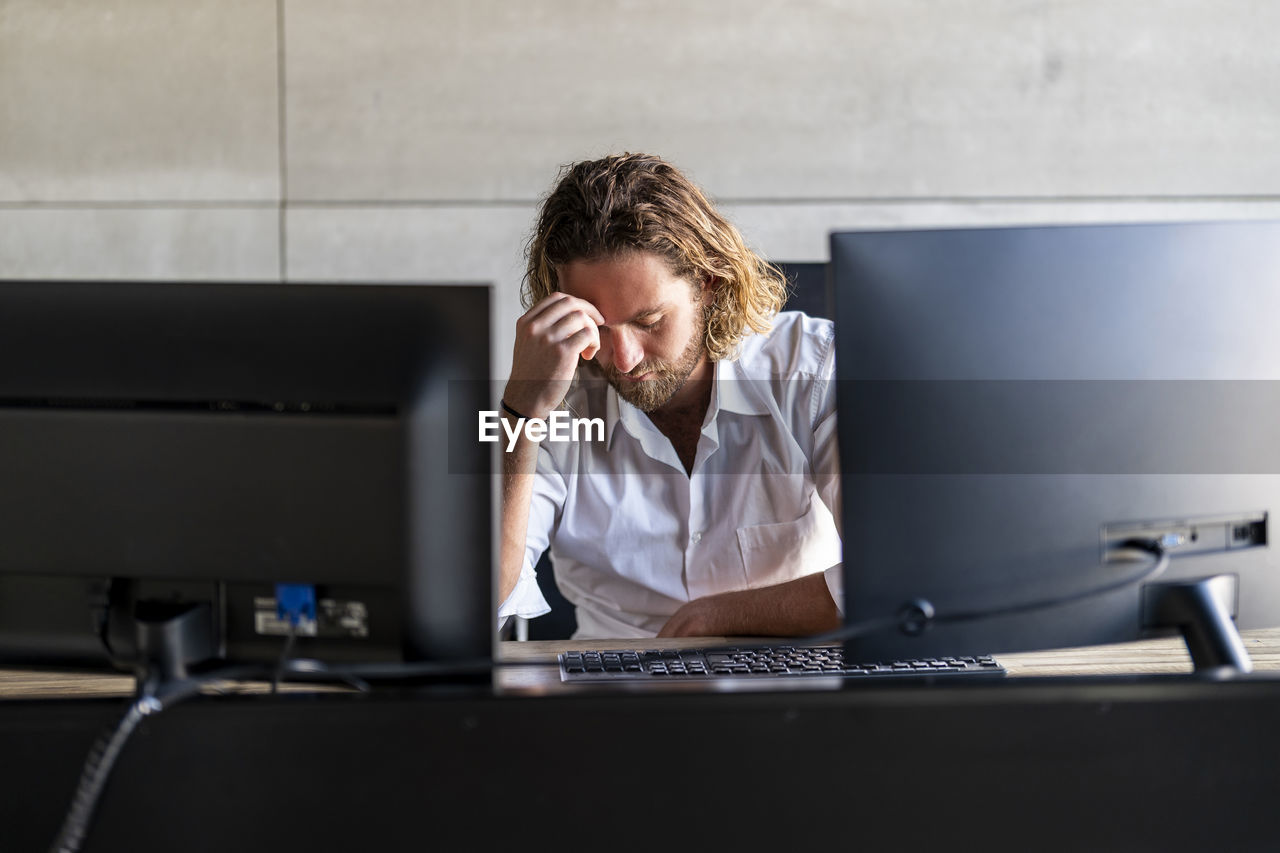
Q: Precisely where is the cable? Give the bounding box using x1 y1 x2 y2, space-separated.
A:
46 669 234 853
265 543 1176 681
284 544 1174 678
663 540 1172 657
47 661 338 853
935 539 1169 628
808 538 1171 646
281 658 373 693
49 695 159 853
270 622 298 695
278 656 548 683
46 646 565 853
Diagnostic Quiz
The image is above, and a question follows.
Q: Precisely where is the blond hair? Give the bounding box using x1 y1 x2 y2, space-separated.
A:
523 153 789 361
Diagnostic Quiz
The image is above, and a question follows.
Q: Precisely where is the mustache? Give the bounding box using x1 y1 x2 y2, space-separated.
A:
604 362 665 380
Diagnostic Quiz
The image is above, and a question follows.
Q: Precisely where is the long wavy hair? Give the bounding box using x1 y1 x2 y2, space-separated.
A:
523 153 789 361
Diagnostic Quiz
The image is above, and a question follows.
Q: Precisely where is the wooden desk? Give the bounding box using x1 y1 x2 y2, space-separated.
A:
3 627 1280 698
4 631 1280 852
492 626 1280 691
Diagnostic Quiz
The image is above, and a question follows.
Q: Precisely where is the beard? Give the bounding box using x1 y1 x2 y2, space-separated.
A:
602 308 708 412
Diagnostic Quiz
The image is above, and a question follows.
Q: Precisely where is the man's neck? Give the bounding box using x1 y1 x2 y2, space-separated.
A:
646 357 713 475
651 355 713 423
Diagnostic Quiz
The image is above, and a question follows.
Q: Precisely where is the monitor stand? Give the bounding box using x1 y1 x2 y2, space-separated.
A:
105 582 217 697
132 601 215 695
1142 574 1252 674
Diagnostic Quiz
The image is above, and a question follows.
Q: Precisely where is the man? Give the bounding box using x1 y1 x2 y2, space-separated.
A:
498 153 842 639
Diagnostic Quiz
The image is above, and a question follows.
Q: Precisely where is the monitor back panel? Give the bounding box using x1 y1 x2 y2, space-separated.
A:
832 221 1280 659
0 281 492 667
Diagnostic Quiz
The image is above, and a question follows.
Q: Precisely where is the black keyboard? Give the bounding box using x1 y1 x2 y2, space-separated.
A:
558 645 1005 682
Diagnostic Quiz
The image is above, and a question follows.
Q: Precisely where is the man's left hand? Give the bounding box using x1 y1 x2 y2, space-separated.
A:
656 573 841 639
656 594 736 638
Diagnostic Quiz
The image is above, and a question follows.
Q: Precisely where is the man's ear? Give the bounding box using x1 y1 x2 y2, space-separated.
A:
700 273 718 305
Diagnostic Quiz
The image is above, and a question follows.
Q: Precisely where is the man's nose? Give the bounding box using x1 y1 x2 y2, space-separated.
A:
609 328 644 374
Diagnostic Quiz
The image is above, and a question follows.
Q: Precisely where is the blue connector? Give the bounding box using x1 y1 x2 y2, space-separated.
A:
275 583 317 627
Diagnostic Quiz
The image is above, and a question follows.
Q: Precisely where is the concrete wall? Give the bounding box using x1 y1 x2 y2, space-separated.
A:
3 0 1279 377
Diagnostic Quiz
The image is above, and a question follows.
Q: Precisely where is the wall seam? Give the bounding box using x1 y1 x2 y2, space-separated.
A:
276 0 289 282
4 196 1276 211
223 195 1280 210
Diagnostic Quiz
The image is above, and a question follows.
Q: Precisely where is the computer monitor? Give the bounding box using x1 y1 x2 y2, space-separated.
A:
0 281 492 684
833 221 1280 671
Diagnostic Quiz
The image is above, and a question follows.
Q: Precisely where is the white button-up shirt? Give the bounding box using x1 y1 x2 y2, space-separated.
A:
499 312 844 639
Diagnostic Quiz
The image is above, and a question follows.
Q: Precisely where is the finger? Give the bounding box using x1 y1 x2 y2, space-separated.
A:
573 299 606 327
580 330 600 362
526 298 600 342
521 291 573 325
546 308 595 341
563 325 599 361
526 292 605 329
548 310 602 359
523 297 574 334
538 291 605 326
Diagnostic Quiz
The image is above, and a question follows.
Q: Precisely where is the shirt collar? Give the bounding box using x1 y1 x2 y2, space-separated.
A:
713 355 773 417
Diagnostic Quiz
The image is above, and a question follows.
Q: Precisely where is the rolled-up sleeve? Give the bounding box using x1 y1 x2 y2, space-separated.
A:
497 558 551 621
496 445 566 621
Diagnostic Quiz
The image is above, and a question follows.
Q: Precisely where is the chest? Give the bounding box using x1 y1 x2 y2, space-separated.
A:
553 442 839 602
640 407 703 474
659 418 704 475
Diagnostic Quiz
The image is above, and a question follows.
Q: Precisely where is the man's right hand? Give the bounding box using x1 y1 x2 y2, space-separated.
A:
504 292 605 419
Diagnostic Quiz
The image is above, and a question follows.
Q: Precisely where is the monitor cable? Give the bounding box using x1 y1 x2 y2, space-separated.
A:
46 654 552 853
270 621 298 695
927 537 1170 630
803 536 1170 647
269 541 1173 682
49 665 258 853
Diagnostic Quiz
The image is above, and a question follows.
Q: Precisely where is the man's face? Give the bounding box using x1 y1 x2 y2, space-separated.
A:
558 252 710 412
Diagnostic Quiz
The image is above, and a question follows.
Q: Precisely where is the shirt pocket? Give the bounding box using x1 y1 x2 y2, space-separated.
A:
734 496 842 590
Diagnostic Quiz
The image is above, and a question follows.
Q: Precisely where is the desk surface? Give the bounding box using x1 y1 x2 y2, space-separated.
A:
4 627 1279 699
499 626 1280 673
492 626 1280 691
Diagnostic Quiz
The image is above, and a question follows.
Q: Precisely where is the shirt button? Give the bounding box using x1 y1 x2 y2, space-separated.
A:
691 532 702 544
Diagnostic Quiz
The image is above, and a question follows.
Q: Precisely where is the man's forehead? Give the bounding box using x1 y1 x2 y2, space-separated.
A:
559 257 694 321
558 252 679 286
556 286 672 326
